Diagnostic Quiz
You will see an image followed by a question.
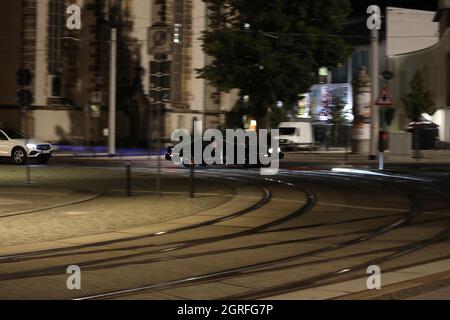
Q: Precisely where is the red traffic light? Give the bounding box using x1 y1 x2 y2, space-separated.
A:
378 131 389 152
17 89 32 107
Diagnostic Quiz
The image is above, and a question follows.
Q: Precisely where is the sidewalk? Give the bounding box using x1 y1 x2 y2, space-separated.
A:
52 145 166 158
52 145 450 165
281 150 450 169
265 258 450 300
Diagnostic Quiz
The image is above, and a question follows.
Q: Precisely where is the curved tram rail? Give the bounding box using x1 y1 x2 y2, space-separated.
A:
0 168 449 300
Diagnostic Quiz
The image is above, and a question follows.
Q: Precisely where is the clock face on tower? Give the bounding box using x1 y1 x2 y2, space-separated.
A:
148 27 172 54
153 30 168 46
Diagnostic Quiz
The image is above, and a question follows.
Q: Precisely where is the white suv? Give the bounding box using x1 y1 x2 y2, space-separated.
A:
0 129 53 165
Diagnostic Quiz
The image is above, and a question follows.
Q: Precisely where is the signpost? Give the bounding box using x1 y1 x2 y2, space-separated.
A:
16 68 32 183
375 85 394 107
367 5 382 161
375 85 394 170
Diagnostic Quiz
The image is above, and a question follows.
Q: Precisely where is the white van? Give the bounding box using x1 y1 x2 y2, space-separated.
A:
277 121 315 150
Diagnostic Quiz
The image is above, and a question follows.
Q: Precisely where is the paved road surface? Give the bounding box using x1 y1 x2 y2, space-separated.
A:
0 158 449 300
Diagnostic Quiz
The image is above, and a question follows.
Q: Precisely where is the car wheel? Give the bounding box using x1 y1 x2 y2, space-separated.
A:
12 148 27 165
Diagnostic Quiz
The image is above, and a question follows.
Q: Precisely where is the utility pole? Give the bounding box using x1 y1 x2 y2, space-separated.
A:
148 24 172 196
108 1 119 156
368 5 381 160
369 28 380 160
190 117 201 199
108 27 117 155
19 0 31 183
155 55 163 196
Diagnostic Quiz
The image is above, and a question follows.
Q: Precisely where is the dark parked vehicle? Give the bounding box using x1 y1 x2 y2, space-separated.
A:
165 135 284 167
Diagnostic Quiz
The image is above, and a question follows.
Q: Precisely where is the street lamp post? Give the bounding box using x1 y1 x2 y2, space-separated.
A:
19 0 31 183
108 0 120 156
109 28 117 156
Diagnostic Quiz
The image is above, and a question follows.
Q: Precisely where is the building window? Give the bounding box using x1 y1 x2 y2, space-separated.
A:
154 0 167 23
177 115 185 129
48 0 65 74
51 74 62 97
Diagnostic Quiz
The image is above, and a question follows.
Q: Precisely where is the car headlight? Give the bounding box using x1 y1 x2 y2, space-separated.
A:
268 147 281 154
26 143 37 150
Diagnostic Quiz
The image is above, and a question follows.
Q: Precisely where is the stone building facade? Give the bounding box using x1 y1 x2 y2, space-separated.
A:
387 3 450 142
0 0 236 147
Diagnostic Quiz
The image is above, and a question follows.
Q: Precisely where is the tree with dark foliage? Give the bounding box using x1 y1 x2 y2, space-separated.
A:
402 70 436 122
198 0 352 127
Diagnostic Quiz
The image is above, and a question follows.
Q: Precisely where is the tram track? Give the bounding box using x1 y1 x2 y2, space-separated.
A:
0 167 398 269
70 172 428 300
225 226 450 300
0 173 271 261
1 167 448 300
0 177 315 280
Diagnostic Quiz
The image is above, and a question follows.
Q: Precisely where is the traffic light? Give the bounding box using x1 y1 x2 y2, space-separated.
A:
16 68 33 107
378 131 389 152
16 68 32 87
17 89 32 107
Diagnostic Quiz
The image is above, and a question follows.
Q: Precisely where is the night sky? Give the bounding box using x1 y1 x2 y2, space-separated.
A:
342 1 440 45
349 0 439 16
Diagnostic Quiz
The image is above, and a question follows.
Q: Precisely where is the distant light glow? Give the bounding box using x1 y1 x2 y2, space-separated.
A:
331 168 433 182
338 268 351 274
174 23 182 44
319 67 328 76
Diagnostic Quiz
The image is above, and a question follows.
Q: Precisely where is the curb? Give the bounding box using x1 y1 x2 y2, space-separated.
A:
264 258 450 300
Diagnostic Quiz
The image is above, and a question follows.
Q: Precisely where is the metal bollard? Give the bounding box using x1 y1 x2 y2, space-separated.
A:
189 163 195 198
126 161 132 197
